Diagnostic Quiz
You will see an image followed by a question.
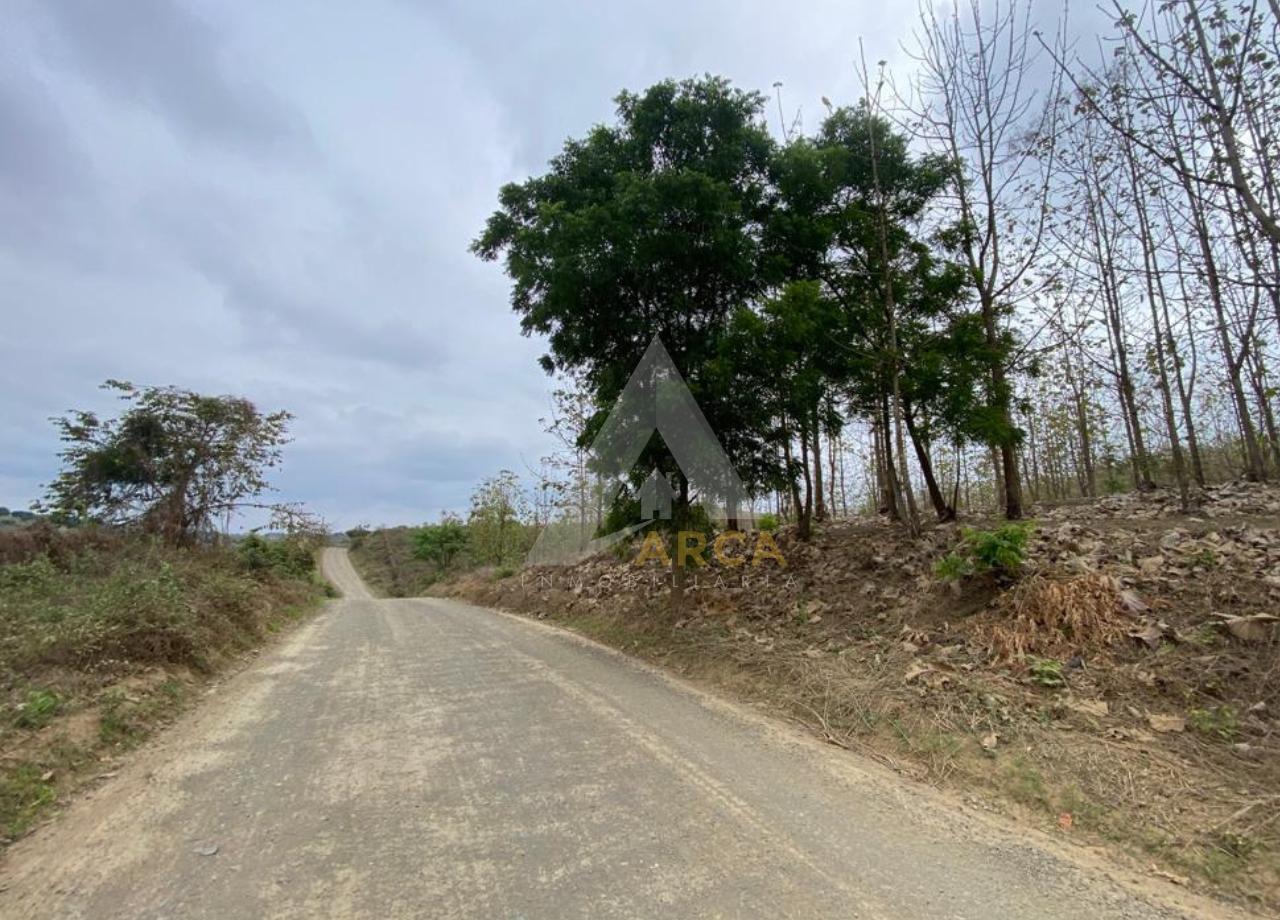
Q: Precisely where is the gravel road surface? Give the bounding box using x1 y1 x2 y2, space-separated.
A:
0 549 1240 919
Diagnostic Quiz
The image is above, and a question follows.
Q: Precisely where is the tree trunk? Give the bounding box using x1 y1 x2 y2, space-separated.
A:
827 426 839 520
1172 146 1268 481
904 406 954 521
1125 138 1192 510
873 413 898 520
670 472 689 610
983 303 1023 519
799 423 814 540
812 406 826 523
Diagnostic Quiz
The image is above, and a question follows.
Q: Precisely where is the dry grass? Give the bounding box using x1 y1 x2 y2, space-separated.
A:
0 522 116 567
974 573 1132 662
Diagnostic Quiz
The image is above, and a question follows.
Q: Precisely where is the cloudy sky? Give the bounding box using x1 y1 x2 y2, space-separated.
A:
0 0 1073 529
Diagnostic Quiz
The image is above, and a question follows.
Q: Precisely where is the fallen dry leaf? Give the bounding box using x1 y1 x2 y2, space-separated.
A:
903 662 931 684
1067 698 1109 719
1118 589 1148 614
1128 623 1164 649
1147 713 1186 733
1058 812 1073 831
1212 612 1279 643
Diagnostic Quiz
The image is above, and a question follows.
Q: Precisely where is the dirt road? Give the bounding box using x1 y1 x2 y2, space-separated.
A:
0 549 1237 918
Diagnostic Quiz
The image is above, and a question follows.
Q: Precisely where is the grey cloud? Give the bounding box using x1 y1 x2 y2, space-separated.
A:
1 0 1004 529
0 60 98 257
36 0 311 155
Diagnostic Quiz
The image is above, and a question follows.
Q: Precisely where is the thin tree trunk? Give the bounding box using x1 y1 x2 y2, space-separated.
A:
827 426 838 519
1172 141 1268 481
812 405 826 523
904 406 954 521
1124 136 1191 509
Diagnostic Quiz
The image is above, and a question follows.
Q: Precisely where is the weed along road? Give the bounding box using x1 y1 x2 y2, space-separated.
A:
0 550 1232 920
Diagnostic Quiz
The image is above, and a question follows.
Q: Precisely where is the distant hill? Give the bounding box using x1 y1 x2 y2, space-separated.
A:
0 508 39 529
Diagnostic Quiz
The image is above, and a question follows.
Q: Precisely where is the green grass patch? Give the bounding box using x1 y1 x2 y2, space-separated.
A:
11 689 61 730
1188 705 1240 742
0 764 57 837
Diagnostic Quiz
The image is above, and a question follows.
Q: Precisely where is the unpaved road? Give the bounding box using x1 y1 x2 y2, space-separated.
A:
0 550 1240 919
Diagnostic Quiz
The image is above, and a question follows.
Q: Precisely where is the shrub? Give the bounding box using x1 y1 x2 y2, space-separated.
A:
1028 657 1065 688
1189 705 1240 742
936 523 1032 581
0 522 116 567
0 764 56 836
1 539 319 675
974 573 1130 662
236 534 314 578
412 518 468 572
756 512 779 533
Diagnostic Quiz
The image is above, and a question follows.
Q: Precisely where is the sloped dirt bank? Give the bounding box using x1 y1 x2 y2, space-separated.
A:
435 482 1280 913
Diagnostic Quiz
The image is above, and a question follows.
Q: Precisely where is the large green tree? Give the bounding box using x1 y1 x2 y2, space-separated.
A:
473 76 775 538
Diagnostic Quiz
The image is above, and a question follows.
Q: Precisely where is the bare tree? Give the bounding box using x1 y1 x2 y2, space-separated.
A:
907 0 1065 518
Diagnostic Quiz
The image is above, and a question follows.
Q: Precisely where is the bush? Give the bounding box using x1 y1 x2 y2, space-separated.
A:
1189 705 1240 742
1028 657 1065 688
236 534 315 578
936 523 1032 581
0 522 116 567
756 512 779 532
412 518 468 572
0 764 56 837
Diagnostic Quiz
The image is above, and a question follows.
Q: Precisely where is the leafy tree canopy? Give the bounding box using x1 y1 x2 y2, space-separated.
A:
41 380 292 544
412 515 469 572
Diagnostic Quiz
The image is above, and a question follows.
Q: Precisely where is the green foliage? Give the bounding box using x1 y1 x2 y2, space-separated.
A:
756 512 779 532
0 535 319 843
11 689 61 730
412 516 468 572
474 76 776 522
1028 657 1065 688
1188 705 1240 742
933 553 970 581
474 78 1003 534
348 527 428 597
98 690 136 746
1002 757 1050 809
236 534 315 578
936 523 1032 580
41 380 292 544
1191 548 1219 568
468 471 531 567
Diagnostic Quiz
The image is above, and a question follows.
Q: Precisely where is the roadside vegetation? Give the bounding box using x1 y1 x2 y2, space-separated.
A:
347 470 537 596
0 382 328 843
